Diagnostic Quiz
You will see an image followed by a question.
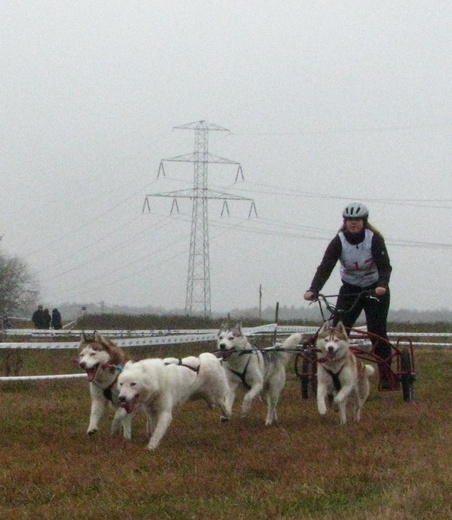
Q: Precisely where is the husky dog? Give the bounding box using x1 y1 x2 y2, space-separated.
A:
217 323 302 425
77 331 136 439
315 321 375 424
117 352 232 451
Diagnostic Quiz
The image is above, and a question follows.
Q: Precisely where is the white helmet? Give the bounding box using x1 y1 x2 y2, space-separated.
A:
342 202 369 219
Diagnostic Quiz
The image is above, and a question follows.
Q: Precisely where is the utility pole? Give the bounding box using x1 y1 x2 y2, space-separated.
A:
143 120 257 317
259 284 262 320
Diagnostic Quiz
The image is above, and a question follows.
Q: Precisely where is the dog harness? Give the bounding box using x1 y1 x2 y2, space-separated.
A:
164 359 200 373
103 386 119 404
322 365 345 392
226 349 261 390
97 364 123 404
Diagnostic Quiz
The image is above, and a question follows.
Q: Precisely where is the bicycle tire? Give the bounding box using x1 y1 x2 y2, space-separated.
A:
400 348 415 402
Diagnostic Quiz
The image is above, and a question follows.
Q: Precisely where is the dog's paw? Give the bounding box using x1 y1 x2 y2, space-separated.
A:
333 393 344 404
317 404 327 415
87 429 98 436
220 416 230 422
240 404 251 417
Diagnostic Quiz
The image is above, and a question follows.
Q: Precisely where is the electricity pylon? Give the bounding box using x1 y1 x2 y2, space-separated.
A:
143 120 257 317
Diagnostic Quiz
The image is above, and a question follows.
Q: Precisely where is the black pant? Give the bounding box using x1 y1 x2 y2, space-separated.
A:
332 282 391 360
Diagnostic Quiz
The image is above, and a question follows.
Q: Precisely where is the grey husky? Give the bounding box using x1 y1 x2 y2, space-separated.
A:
217 323 302 425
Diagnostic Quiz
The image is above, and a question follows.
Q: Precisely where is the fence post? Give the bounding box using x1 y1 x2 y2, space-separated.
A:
273 302 279 343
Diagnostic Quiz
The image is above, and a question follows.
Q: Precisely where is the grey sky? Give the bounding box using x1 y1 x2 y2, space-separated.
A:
1 1 451 313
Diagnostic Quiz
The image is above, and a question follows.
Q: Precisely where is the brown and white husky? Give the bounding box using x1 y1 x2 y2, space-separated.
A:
315 321 375 424
77 331 138 439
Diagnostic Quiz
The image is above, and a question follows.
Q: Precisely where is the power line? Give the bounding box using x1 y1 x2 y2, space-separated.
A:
220 180 452 209
23 179 160 260
34 169 450 304
228 121 452 136
48 210 451 303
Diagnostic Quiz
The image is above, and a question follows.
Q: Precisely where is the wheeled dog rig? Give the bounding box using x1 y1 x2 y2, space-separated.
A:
293 292 416 402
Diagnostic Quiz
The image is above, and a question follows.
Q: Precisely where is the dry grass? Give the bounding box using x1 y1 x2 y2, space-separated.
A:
0 346 451 520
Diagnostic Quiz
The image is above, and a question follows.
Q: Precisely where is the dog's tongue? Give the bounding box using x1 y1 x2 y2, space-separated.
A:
124 400 135 414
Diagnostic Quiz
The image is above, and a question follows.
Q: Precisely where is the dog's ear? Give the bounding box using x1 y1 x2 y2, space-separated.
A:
235 322 242 333
335 321 348 338
318 322 330 335
219 322 227 331
81 331 95 343
94 330 103 343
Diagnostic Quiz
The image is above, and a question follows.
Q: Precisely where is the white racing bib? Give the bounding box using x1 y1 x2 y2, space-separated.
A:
338 229 379 287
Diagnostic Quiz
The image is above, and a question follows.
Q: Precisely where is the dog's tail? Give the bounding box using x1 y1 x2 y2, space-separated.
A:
365 365 375 377
281 332 303 350
272 332 303 365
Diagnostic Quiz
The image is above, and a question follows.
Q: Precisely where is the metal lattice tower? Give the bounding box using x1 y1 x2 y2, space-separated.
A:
143 120 257 317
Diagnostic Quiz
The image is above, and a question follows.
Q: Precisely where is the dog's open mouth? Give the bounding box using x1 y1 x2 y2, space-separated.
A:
85 364 100 382
120 396 139 414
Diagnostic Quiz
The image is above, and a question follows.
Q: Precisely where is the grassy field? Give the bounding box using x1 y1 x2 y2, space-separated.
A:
0 341 451 520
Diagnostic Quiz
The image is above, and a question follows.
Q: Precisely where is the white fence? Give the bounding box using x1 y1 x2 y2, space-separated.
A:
0 325 450 382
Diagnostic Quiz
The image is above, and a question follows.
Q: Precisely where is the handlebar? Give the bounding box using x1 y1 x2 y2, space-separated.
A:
310 290 378 323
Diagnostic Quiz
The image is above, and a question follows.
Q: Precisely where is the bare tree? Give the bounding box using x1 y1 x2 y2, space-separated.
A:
0 246 39 317
0 244 39 376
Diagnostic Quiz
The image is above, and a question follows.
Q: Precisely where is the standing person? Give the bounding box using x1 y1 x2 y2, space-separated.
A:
31 305 44 329
303 202 393 388
2 316 12 330
42 308 51 329
51 308 62 330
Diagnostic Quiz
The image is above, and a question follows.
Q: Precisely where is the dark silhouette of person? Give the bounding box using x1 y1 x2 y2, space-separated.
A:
2 316 12 329
31 305 45 329
42 308 51 329
51 308 62 330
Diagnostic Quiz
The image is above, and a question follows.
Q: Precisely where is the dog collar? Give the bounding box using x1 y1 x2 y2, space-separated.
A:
317 351 347 364
101 363 123 372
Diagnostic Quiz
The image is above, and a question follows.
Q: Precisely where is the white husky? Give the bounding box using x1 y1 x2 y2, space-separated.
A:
217 323 302 425
77 331 136 439
316 321 375 424
117 352 232 450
